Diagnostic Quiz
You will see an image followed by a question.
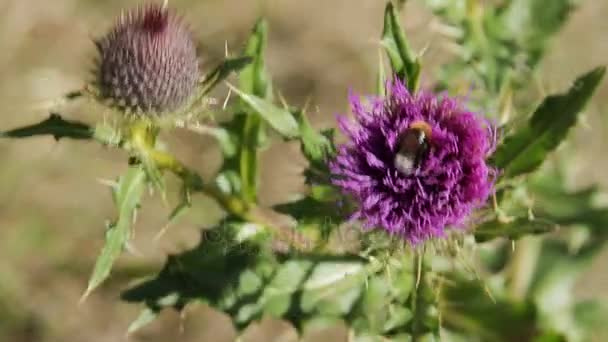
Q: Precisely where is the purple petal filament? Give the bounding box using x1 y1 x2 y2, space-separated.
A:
330 79 496 244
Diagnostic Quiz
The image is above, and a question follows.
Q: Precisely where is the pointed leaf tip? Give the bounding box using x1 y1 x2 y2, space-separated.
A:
83 167 146 298
492 66 606 178
240 17 270 99
381 1 421 90
227 84 299 138
1 113 93 141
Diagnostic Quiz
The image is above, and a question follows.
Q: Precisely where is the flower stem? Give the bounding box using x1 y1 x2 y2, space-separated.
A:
128 120 310 250
410 251 425 342
508 237 541 299
240 113 261 203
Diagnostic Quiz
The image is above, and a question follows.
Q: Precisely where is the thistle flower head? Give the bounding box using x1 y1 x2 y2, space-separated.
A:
330 79 496 244
95 3 199 114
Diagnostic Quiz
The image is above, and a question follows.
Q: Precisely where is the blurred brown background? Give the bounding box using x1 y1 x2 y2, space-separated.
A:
0 0 606 341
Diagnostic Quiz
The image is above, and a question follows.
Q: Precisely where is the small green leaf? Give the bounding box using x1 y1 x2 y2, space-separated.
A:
383 306 413 333
127 308 158 335
260 260 313 317
501 0 575 66
239 18 271 99
293 110 335 163
572 300 608 336
390 334 413 342
156 190 191 240
492 66 606 178
236 270 264 297
1 113 92 140
1 112 122 146
381 2 421 90
377 49 387 96
234 18 272 203
441 277 536 341
358 277 391 332
83 167 146 299
127 293 180 334
199 57 253 96
192 125 237 157
303 316 344 334
301 261 366 315
215 170 242 195
528 240 600 340
475 217 557 242
353 334 386 342
390 266 414 303
227 84 300 138
274 195 345 241
310 184 340 202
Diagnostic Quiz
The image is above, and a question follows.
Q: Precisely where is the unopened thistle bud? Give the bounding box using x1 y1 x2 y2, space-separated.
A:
94 3 199 114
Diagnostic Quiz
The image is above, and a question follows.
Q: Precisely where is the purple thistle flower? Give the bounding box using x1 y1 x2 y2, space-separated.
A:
95 3 199 114
330 79 496 244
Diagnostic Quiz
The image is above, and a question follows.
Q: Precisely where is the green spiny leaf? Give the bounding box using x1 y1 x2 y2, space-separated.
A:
199 56 253 97
82 166 146 299
293 110 335 163
1 113 92 140
228 84 300 138
492 66 606 178
236 18 271 203
501 0 575 67
127 293 180 334
1 113 121 146
300 261 366 315
127 308 158 335
381 2 421 90
383 306 413 333
475 217 557 242
239 18 271 99
199 125 237 157
377 49 387 96
261 260 314 317
156 189 192 240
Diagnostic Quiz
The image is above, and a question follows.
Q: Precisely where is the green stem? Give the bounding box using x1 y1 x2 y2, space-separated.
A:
132 128 246 215
128 122 312 250
508 237 541 300
411 251 425 342
240 113 261 203
466 0 498 93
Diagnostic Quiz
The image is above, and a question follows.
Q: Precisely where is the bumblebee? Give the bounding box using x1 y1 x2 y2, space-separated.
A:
394 121 432 175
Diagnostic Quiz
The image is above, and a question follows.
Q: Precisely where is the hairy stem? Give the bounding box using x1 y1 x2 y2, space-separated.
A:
240 113 261 203
411 251 425 341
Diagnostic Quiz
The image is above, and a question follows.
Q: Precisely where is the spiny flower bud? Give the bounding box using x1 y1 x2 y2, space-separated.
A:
95 3 199 114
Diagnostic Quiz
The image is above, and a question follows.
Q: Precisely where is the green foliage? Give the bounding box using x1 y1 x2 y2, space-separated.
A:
0 113 91 140
236 19 270 203
228 86 300 138
122 222 359 330
83 166 147 298
501 0 576 67
198 56 253 97
475 217 557 242
122 229 443 340
425 0 578 104
0 112 121 146
1 0 607 341
457 165 608 342
381 2 421 90
293 110 334 165
492 67 606 178
239 19 272 99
